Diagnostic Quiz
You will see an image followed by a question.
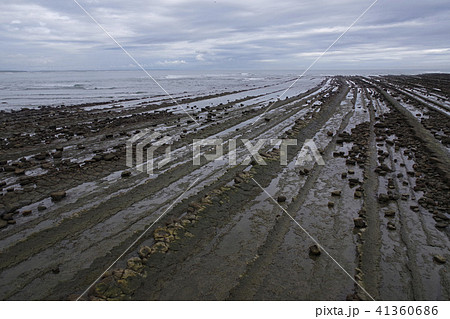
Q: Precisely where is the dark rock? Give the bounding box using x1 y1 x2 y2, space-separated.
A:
51 191 67 201
387 221 396 230
52 151 62 159
435 222 448 229
92 154 103 161
435 213 449 221
354 191 363 198
277 196 287 203
433 255 446 264
309 244 321 256
327 201 335 208
234 176 244 184
34 153 48 161
331 190 341 197
14 168 25 175
138 246 153 259
384 210 396 217
121 171 131 178
38 205 47 211
378 194 390 203
401 193 409 200
103 153 116 161
127 257 144 273
354 218 367 228
22 210 32 216
1 213 14 221
0 219 8 229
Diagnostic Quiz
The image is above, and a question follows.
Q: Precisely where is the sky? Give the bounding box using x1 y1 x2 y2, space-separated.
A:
0 0 449 71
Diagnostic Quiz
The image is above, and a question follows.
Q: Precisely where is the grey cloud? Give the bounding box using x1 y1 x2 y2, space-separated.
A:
0 0 449 70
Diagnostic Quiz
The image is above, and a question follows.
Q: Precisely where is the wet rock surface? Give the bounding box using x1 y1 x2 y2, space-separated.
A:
1 75 449 301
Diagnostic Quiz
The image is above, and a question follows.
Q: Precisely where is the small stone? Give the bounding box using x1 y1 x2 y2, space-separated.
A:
348 170 355 175
354 218 367 228
1 213 14 221
52 267 60 274
378 194 390 203
14 168 25 175
121 171 131 178
37 205 47 211
331 190 341 197
328 201 335 208
435 222 448 229
401 194 409 201
433 255 446 264
277 196 287 203
327 131 333 137
354 191 363 198
309 244 321 256
234 176 244 184
7 220 16 225
410 205 419 212
0 219 8 229
51 191 67 201
435 213 449 221
341 172 347 179
52 151 62 159
384 210 396 217
127 257 144 273
387 221 396 230
138 246 153 259
103 153 116 161
34 153 47 161
22 210 32 216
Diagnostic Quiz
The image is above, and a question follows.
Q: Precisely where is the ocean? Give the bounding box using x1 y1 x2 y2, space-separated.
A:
0 69 433 111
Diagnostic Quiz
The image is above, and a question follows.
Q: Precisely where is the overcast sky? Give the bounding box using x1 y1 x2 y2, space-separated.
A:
0 0 449 71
